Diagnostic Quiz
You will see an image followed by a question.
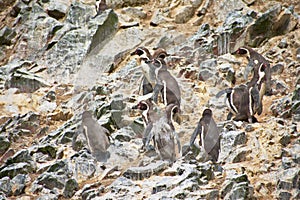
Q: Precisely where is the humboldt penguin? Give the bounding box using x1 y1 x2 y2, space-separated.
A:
151 58 181 109
216 63 267 122
132 93 159 148
131 47 169 95
144 103 181 162
81 110 110 162
189 109 220 162
232 46 272 95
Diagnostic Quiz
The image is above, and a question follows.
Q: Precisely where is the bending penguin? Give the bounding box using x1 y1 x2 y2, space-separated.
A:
232 46 272 95
189 109 220 162
216 63 267 123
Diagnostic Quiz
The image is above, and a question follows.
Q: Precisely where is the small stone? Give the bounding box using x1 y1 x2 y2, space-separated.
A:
0 177 12 196
277 167 300 190
0 26 16 46
11 174 27 196
0 136 10 155
47 0 69 20
278 38 288 48
271 63 284 75
245 124 255 132
279 133 291 147
277 190 292 200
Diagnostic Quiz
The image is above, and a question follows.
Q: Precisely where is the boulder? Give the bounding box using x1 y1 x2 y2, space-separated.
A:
5 69 50 93
123 161 169 180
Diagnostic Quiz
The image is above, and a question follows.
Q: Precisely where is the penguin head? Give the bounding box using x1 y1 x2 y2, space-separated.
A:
232 47 250 55
152 48 169 60
152 58 167 69
202 108 212 117
131 47 152 62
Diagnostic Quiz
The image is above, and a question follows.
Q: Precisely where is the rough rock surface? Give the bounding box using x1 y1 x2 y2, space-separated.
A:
0 0 299 199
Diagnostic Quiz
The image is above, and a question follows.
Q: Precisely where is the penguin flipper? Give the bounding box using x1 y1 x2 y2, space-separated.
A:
143 123 154 150
152 84 163 103
250 85 262 115
216 88 233 98
173 131 181 153
189 122 202 147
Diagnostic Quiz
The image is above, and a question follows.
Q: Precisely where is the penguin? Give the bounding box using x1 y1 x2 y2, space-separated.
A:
131 47 170 95
132 94 161 150
144 103 181 162
150 58 181 109
232 46 272 95
81 111 110 162
216 64 267 123
189 109 220 162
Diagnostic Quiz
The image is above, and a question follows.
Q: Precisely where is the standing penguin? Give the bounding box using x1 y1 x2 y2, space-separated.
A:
151 58 181 109
81 111 110 162
144 103 181 162
189 109 220 162
132 94 160 149
232 46 272 95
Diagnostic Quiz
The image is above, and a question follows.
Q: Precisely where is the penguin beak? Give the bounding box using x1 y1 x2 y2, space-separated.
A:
132 104 138 109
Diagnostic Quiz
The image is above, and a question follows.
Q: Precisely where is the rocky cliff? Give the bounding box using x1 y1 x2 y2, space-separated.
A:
0 0 299 199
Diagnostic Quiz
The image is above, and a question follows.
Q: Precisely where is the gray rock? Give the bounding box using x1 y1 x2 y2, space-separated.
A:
282 157 294 169
34 172 65 190
0 136 10 155
0 177 12 197
227 146 251 163
63 178 78 198
121 7 147 19
112 126 136 142
219 131 247 162
277 167 300 190
4 69 50 93
37 194 58 200
0 162 35 179
174 6 195 24
46 0 69 20
123 160 169 180
221 173 254 199
0 26 16 46
245 4 298 47
105 176 141 199
226 182 254 199
11 174 27 196
292 86 300 101
277 190 292 200
279 132 291 147
106 0 150 8
272 63 285 75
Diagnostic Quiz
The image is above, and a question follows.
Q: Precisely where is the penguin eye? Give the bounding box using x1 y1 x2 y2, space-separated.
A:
238 48 247 54
158 53 166 59
136 49 144 56
153 59 160 66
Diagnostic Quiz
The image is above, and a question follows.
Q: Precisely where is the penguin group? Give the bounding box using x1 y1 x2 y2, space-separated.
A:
130 46 272 164
131 47 181 162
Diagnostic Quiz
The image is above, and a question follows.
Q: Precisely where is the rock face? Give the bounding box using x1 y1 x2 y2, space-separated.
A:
0 0 299 199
